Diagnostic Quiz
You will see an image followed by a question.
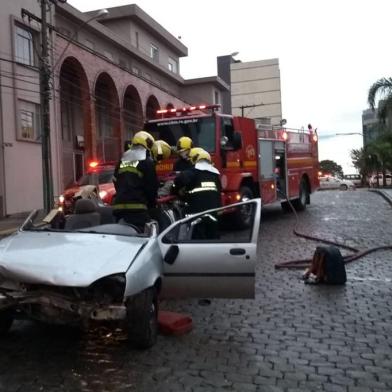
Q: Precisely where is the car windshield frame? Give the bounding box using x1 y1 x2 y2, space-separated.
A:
20 209 153 237
77 168 114 186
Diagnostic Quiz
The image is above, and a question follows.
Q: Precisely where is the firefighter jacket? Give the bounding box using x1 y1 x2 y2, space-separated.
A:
173 157 193 172
173 166 222 214
113 152 158 212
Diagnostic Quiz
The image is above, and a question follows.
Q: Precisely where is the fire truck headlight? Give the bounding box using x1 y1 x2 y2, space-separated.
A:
59 195 65 204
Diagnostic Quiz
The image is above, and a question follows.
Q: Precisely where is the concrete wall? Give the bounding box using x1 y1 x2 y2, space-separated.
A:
182 85 218 106
101 18 181 77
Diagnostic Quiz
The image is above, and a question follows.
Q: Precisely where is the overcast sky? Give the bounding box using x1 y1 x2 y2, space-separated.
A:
68 0 392 173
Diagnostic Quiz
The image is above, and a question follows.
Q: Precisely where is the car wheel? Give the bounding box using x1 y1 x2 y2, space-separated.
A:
0 309 14 336
232 186 254 229
292 179 308 211
340 184 348 191
126 287 158 349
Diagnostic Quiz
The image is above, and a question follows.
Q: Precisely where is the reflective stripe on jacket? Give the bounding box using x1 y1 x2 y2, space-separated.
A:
174 168 221 214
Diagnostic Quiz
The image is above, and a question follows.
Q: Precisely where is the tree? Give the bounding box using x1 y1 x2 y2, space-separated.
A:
367 134 392 186
351 148 370 180
368 77 392 124
319 160 344 178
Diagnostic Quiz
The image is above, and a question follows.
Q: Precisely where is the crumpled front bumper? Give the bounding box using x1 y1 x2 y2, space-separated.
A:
0 289 126 323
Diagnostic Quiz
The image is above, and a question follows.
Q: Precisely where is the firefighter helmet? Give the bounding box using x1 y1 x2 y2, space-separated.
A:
189 147 211 164
152 140 172 162
131 131 155 150
176 136 193 153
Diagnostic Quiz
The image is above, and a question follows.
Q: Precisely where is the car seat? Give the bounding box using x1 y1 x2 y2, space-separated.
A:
64 199 101 230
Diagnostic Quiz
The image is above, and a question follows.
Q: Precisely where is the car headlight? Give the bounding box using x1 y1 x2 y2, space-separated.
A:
59 195 65 204
88 274 126 302
99 190 108 200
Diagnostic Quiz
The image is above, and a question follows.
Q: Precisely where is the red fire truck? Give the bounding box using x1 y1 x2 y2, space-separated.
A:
145 104 319 227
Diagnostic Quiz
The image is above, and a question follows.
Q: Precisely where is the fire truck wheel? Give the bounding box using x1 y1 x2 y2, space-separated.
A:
233 186 254 228
293 180 308 211
281 201 293 213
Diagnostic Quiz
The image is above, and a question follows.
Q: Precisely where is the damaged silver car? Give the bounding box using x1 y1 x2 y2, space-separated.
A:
0 199 260 349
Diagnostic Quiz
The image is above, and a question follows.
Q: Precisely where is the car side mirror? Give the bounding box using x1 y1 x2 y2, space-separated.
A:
232 131 242 150
164 244 179 265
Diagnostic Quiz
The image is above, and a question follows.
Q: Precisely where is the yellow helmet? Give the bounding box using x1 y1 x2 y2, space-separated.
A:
176 136 193 153
131 131 155 150
189 147 211 164
152 140 172 162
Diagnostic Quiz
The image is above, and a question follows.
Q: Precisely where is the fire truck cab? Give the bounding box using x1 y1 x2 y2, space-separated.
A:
145 105 319 227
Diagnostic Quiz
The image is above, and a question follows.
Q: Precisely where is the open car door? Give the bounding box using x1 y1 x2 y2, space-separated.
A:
158 199 261 299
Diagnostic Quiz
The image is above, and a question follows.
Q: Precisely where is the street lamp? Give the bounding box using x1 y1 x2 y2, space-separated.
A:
319 132 363 140
39 4 108 212
335 132 363 136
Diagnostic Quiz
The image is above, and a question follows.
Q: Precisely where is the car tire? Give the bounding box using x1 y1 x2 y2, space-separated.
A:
126 287 158 349
0 309 14 336
232 186 254 229
340 184 348 191
292 179 308 211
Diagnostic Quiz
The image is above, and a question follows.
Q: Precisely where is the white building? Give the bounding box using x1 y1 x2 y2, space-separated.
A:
217 56 282 127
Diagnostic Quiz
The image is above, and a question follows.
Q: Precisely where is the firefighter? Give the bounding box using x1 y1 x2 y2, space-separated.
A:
151 140 172 163
112 131 158 232
173 148 221 239
174 136 194 172
152 139 173 197
149 139 175 232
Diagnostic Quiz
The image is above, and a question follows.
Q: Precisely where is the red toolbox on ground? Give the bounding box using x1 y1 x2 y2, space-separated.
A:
158 311 193 336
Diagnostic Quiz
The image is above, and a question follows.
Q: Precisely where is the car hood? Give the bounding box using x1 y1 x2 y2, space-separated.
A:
0 231 148 287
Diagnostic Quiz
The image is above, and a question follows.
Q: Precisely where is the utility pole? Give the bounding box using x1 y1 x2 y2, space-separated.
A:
236 103 264 117
39 0 53 213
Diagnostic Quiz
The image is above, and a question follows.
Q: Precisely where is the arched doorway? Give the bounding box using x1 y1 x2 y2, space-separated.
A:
145 95 160 121
59 57 91 188
94 72 121 162
123 85 143 145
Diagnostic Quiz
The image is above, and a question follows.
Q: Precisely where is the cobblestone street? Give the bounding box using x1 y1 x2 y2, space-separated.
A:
1 190 391 392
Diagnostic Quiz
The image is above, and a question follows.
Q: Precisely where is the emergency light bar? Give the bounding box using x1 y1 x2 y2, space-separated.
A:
156 104 220 115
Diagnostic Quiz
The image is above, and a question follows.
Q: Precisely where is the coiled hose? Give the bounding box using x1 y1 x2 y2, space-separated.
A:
274 190 392 270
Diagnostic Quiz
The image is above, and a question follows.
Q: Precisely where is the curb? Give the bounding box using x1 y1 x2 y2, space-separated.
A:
369 188 392 207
